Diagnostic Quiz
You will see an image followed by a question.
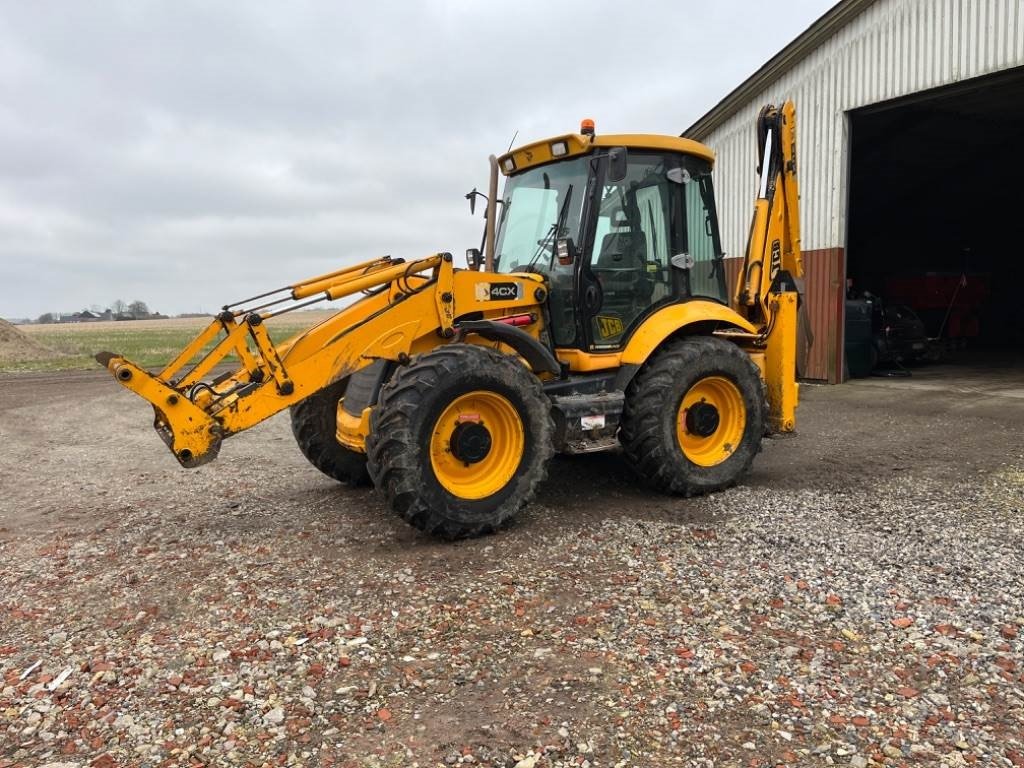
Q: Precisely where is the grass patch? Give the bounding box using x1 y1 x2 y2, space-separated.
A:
3 317 326 373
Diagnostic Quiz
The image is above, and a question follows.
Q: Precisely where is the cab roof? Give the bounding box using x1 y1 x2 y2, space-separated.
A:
497 133 716 176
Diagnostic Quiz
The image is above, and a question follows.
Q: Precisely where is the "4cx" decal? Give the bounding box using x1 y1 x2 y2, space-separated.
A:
474 282 523 301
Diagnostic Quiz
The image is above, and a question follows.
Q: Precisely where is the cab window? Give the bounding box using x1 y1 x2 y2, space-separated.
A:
588 153 726 347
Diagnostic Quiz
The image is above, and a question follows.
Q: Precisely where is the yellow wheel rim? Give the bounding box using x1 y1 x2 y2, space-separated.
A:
676 376 746 467
429 390 525 500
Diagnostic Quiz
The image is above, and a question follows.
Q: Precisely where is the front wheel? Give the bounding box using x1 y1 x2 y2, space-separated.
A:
366 345 554 539
619 336 765 496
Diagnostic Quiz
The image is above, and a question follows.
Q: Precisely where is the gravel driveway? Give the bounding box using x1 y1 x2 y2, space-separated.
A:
1 367 1022 767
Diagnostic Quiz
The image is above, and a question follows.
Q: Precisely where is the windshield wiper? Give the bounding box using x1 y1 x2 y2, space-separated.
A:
697 173 725 278
528 184 574 270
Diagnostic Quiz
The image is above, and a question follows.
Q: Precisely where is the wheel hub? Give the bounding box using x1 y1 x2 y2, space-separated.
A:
449 421 492 464
430 390 525 500
685 401 720 437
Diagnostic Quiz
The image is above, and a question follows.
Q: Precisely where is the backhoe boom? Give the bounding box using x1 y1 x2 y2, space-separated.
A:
730 101 804 432
735 101 803 322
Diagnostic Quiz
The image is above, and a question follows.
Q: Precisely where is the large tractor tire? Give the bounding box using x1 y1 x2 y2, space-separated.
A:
620 336 766 496
366 345 554 539
290 378 371 487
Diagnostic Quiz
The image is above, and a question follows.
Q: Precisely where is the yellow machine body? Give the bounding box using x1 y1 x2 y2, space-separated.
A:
98 263 768 464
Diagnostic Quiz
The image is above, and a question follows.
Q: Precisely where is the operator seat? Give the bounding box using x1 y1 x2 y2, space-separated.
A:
596 230 647 269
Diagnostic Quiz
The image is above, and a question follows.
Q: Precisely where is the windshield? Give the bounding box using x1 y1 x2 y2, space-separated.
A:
493 157 589 273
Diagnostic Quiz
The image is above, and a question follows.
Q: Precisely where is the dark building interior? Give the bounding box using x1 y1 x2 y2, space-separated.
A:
846 66 1024 370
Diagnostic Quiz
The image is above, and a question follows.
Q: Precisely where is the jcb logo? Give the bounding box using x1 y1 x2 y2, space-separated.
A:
769 239 781 279
596 315 624 339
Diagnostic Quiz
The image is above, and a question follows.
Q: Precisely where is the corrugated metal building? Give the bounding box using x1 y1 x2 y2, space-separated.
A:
686 0 1024 381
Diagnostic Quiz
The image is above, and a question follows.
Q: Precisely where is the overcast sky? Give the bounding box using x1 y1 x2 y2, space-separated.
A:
0 0 834 319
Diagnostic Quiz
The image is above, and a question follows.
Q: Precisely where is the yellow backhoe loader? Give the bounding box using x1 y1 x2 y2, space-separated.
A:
98 102 803 538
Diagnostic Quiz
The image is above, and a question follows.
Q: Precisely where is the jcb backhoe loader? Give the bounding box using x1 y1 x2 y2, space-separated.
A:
98 102 803 538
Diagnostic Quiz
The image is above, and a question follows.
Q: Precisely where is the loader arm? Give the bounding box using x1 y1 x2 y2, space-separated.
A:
98 253 548 468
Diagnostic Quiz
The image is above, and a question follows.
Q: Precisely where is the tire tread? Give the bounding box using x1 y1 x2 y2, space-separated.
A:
366 345 554 539
620 336 766 496
290 380 371 487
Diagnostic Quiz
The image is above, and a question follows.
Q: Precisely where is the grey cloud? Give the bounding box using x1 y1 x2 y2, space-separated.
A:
0 0 833 318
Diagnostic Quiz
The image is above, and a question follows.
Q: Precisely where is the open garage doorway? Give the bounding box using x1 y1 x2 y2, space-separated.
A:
845 66 1024 382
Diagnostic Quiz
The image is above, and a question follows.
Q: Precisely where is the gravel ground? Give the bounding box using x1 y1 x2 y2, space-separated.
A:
1 367 1023 767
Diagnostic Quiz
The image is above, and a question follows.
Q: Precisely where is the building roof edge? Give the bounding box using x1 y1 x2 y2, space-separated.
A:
682 0 878 139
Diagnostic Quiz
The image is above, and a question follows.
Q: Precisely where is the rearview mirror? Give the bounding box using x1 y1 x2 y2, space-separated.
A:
608 147 628 183
466 248 482 270
666 167 690 185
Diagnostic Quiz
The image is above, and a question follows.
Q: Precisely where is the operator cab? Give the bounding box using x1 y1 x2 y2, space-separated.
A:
493 125 728 351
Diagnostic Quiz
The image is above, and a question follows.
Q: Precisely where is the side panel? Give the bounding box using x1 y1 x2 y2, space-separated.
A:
722 257 744 309
555 349 621 372
801 247 846 383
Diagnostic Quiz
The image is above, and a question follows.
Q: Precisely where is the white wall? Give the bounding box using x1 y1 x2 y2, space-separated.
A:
695 0 1024 257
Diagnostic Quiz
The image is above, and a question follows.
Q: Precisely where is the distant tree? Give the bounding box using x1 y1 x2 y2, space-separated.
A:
37 312 55 324
128 300 150 318
111 299 127 315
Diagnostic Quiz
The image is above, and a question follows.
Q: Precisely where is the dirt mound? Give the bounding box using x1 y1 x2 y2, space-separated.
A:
0 319 62 362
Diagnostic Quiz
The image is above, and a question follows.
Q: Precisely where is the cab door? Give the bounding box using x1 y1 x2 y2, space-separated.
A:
580 152 680 350
578 150 728 351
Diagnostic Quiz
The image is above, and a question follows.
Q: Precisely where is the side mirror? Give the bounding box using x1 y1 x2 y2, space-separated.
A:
670 252 695 270
556 238 576 266
608 147 628 183
464 187 481 215
466 248 482 270
666 167 690 185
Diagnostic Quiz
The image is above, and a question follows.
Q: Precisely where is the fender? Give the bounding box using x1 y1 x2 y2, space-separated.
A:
621 300 757 367
455 320 562 376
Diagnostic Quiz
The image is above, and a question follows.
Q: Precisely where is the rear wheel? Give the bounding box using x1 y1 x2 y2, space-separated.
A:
290 378 371 487
366 345 554 538
620 336 765 495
